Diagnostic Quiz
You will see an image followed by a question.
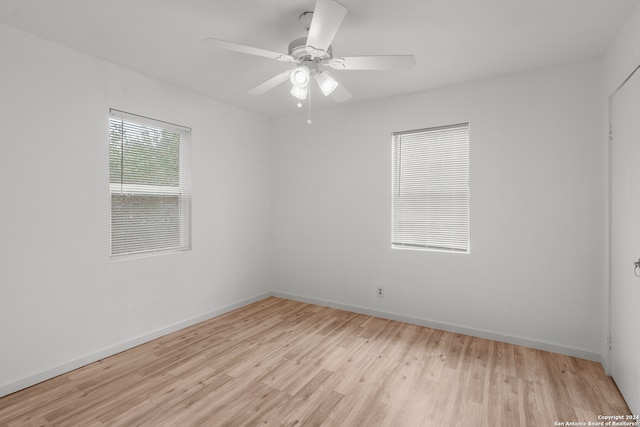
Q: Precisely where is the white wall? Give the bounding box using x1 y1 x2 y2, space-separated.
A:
0 24 271 396
604 2 640 95
271 59 606 359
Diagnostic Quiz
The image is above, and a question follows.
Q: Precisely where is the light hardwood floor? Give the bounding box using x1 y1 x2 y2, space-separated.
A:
0 297 631 426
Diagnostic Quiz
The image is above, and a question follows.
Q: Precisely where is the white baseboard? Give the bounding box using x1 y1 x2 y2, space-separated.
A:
2 289 604 398
272 290 603 363
0 291 271 398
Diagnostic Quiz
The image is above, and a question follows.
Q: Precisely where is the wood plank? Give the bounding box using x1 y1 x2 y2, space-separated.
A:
0 297 631 426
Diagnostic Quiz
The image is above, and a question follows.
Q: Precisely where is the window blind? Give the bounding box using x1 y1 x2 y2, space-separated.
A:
392 123 470 253
109 109 191 259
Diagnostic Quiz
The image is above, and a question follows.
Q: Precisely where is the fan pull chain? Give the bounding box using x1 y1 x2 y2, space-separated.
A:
307 83 312 125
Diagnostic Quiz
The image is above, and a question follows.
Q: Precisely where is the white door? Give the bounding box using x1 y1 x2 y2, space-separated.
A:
611 67 640 415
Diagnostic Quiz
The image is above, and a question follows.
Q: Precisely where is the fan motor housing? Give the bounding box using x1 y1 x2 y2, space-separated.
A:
288 37 332 61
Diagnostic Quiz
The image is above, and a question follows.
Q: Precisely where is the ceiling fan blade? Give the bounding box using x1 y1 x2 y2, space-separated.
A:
330 83 352 102
306 0 348 57
203 37 295 63
247 70 293 95
330 55 416 70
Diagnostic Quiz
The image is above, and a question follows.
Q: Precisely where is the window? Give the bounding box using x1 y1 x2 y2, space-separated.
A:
109 109 191 259
391 123 470 253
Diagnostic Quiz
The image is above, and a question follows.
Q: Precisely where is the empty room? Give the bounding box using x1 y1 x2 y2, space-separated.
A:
1 0 639 425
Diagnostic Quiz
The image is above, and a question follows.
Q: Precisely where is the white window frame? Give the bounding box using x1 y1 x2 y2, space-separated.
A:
391 122 470 253
109 109 191 260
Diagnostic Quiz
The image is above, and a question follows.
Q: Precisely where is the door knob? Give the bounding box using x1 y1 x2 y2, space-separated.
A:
634 259 640 277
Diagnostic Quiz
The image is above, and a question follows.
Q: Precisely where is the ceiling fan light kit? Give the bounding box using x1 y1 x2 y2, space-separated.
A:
290 66 311 88
317 71 339 96
290 85 309 101
204 0 415 122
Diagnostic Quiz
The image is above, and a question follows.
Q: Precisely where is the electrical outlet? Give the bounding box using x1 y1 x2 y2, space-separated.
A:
376 287 384 298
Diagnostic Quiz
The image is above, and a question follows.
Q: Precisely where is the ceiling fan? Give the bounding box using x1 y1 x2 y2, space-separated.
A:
203 0 415 108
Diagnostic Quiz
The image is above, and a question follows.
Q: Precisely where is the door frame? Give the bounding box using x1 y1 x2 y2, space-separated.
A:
607 62 640 376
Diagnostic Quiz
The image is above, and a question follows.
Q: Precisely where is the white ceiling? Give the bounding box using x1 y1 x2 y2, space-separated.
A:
0 0 637 118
